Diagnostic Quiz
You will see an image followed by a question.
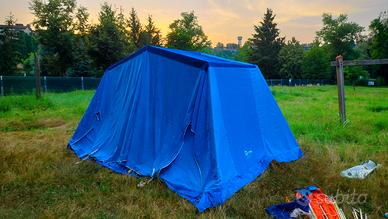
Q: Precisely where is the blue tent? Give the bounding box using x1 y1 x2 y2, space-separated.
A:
69 46 303 212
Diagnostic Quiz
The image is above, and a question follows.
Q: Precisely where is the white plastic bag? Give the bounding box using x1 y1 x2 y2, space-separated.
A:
340 160 380 179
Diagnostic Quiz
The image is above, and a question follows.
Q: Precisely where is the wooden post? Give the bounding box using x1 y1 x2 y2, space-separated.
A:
34 51 41 99
330 58 388 126
335 55 346 125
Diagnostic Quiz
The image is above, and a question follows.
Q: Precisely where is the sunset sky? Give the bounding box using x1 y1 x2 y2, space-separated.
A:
0 0 386 45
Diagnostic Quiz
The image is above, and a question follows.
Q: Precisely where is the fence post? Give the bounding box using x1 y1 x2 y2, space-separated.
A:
0 76 4 96
44 76 47 92
336 55 346 125
81 76 84 90
34 49 41 99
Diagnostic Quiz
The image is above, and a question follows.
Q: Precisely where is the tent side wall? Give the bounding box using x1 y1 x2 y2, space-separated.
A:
69 50 207 177
201 66 302 210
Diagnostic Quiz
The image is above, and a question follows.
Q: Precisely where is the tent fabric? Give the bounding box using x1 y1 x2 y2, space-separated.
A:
266 197 310 219
69 46 303 212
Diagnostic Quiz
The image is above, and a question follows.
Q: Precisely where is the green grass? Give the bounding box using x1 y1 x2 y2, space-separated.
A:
0 86 387 218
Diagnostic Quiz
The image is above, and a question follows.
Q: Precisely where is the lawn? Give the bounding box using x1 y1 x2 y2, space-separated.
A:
0 86 387 218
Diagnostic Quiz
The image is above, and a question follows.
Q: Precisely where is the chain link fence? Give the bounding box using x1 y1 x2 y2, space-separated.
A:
0 76 333 96
265 79 333 86
0 76 100 96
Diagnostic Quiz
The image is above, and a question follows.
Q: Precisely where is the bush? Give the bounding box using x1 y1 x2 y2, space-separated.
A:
344 66 369 85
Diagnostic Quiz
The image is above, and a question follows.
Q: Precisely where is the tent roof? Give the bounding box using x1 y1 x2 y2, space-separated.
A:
108 45 257 71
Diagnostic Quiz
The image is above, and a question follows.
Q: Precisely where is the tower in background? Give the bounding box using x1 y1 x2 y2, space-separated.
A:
237 36 243 48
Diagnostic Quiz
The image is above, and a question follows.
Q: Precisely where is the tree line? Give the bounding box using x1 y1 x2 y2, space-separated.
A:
0 0 210 77
0 0 387 84
241 9 388 84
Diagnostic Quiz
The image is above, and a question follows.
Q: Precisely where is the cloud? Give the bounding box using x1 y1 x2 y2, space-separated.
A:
206 0 240 20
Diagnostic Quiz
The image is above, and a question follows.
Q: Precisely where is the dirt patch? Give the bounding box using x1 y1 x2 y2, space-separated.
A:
1 118 66 132
37 118 66 128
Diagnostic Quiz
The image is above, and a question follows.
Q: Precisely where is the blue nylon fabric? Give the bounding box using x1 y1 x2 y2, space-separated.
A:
69 46 303 212
266 197 310 219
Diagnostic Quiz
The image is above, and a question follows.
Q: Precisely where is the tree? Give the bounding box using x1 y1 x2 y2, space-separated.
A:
29 0 78 75
369 11 388 84
235 41 253 62
344 66 368 86
302 43 331 79
74 6 90 35
71 7 95 77
69 35 94 77
127 7 142 50
15 31 35 62
166 11 211 51
278 37 304 78
0 14 20 75
249 8 284 78
89 3 130 75
116 7 127 37
141 15 162 46
369 11 388 58
316 13 364 59
67 5 94 77
22 52 36 75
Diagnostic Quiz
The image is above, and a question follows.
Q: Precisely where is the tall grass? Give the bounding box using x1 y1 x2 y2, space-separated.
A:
0 86 387 218
0 91 92 131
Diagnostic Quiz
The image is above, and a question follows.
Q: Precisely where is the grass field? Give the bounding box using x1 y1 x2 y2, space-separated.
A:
0 86 387 218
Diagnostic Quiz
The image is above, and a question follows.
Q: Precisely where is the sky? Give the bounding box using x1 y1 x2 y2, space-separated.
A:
0 0 386 45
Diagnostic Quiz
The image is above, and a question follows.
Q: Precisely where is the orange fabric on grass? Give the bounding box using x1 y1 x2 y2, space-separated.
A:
296 189 340 219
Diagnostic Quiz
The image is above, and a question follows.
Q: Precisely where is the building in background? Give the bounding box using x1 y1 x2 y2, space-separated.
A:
213 36 242 52
225 43 238 51
302 43 312 51
0 23 32 35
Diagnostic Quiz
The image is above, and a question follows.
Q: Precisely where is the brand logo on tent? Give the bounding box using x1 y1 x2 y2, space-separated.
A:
244 150 253 157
